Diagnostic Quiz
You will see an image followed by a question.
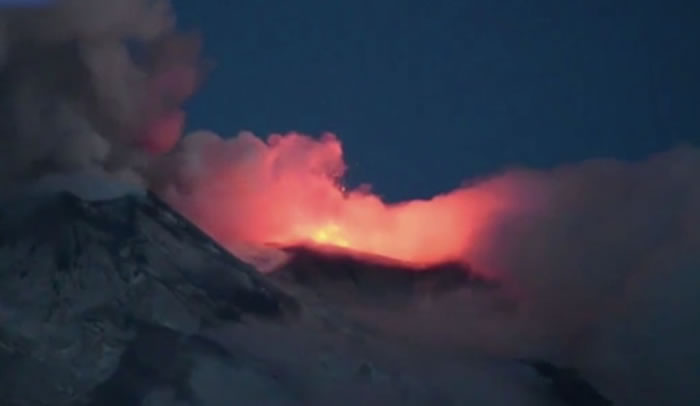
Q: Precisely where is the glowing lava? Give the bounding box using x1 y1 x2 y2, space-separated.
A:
160 131 517 268
310 223 351 248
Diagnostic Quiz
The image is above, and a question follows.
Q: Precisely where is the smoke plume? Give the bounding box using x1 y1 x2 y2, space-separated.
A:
1 2 699 405
0 0 203 191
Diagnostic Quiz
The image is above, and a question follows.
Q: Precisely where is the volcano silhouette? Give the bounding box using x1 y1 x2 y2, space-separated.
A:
0 188 612 406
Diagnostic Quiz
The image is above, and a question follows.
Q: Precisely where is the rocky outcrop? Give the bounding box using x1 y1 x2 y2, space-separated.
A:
0 190 295 405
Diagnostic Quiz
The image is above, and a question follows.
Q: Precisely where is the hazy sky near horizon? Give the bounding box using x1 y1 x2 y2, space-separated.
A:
172 0 700 201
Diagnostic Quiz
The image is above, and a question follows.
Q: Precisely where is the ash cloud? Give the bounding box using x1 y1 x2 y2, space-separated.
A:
0 0 203 193
1 2 699 405
467 146 700 405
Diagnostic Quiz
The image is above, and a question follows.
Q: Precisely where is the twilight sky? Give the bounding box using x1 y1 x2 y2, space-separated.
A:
172 0 700 202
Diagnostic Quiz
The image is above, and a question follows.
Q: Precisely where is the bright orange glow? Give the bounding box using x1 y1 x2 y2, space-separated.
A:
310 223 350 248
162 131 517 269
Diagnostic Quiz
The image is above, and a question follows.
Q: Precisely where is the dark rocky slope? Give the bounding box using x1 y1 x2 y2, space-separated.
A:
0 190 611 406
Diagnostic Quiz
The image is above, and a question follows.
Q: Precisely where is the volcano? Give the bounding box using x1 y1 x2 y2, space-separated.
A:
0 186 612 406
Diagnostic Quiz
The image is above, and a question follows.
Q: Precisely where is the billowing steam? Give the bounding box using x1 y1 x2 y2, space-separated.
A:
1 1 699 405
0 0 202 189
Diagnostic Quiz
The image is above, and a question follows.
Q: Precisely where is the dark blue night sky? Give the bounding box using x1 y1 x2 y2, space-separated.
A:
172 0 700 202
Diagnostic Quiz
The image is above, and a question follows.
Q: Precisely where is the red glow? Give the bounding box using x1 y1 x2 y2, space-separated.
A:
163 132 515 268
138 109 185 155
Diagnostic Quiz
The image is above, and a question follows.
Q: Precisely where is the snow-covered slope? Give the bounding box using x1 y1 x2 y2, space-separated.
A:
0 190 611 406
